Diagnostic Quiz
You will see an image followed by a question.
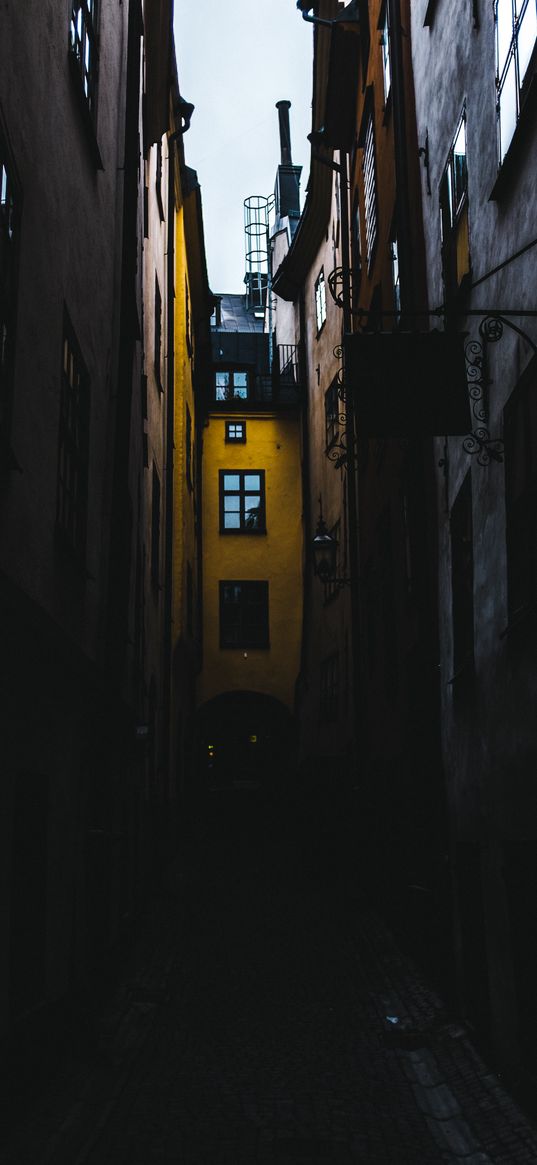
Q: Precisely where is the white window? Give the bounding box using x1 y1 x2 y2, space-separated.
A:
315 269 327 333
390 237 401 319
495 0 537 163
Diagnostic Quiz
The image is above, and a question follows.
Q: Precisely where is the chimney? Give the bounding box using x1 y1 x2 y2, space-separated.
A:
274 101 302 234
276 100 293 165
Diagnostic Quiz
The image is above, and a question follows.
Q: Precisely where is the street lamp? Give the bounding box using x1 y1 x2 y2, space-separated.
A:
311 500 350 587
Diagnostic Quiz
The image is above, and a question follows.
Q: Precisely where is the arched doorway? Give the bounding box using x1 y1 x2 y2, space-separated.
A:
195 691 295 794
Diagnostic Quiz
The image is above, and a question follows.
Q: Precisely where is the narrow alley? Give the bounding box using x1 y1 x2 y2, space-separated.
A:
4 790 537 1165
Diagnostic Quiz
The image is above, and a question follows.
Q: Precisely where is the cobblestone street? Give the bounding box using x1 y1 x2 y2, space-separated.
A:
4 793 537 1164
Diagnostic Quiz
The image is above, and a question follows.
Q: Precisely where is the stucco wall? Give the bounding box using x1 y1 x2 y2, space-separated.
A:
198 412 303 711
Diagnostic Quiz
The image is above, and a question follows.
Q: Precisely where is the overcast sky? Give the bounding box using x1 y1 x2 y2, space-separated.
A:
173 0 314 294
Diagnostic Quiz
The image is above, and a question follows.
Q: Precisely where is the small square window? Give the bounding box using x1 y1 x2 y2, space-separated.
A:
225 420 246 443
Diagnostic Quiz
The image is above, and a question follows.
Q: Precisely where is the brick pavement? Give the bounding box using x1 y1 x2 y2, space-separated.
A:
4 792 537 1164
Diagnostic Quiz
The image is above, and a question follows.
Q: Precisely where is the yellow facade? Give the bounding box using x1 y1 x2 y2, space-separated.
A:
198 410 303 712
172 199 196 647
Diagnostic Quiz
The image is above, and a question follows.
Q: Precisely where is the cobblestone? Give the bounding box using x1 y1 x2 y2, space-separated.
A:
4 794 537 1163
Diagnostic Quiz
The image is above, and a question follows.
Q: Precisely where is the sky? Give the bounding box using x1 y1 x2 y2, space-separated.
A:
173 0 314 294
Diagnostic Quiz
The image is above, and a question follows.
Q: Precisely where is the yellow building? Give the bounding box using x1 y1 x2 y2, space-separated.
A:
196 295 303 790
169 100 213 802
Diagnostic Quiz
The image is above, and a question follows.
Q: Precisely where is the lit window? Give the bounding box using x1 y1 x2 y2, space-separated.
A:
219 581 269 648
380 5 391 103
56 312 90 558
225 421 246 443
219 470 265 533
440 112 470 300
314 269 327 333
495 0 537 163
215 370 249 400
69 1 99 115
362 108 378 267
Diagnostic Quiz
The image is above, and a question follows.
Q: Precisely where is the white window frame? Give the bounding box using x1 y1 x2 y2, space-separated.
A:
495 0 537 164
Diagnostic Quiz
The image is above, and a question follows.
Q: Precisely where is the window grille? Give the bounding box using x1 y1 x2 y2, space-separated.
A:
363 111 378 267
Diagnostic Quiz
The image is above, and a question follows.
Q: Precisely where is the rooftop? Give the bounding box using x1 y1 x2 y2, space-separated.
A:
212 293 265 334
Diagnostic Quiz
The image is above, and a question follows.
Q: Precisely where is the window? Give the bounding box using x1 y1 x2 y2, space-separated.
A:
380 5 391 103
154 276 162 390
186 404 192 491
325 379 340 449
320 653 339 722
219 581 269 648
215 370 249 401
362 106 378 267
225 420 246 443
155 140 165 220
314 269 327 333
69 1 99 115
390 235 401 320
151 463 161 589
219 470 266 533
450 473 474 673
496 0 537 164
504 365 537 615
0 130 20 449
56 312 90 558
440 112 470 300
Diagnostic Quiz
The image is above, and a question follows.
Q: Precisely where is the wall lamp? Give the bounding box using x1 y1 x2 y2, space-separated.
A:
312 500 351 587
296 0 361 31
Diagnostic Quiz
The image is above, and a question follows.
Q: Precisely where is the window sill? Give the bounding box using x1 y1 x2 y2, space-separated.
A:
68 52 103 170
219 528 267 536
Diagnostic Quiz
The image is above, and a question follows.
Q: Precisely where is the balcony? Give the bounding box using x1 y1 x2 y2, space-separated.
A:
212 345 301 410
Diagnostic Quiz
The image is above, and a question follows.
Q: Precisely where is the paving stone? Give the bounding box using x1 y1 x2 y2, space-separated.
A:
3 797 537 1163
